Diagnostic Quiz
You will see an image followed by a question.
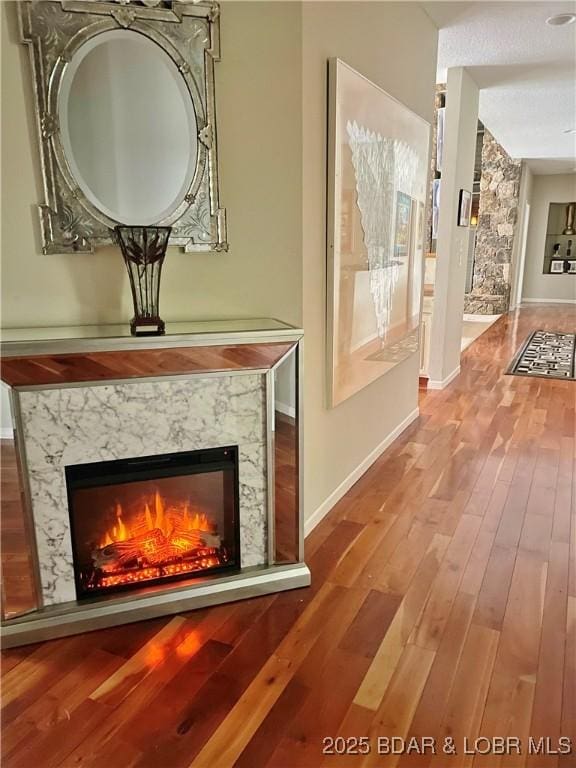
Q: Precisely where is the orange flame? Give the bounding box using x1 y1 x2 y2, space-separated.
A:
100 490 216 549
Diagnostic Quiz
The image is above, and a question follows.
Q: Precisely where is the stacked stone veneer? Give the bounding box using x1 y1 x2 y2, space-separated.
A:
464 130 522 314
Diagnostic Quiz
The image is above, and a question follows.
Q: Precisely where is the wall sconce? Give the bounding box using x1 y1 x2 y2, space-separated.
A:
470 215 478 227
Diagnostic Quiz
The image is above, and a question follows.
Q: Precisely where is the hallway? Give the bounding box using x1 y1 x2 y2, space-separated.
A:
2 304 575 767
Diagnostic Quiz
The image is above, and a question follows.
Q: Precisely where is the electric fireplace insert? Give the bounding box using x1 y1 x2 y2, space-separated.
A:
65 446 240 600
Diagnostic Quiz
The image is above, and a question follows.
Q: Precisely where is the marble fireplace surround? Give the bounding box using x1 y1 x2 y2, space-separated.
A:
0 320 309 647
20 374 268 607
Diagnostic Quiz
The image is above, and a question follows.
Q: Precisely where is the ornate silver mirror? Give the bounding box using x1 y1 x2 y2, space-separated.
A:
58 30 199 225
19 1 227 254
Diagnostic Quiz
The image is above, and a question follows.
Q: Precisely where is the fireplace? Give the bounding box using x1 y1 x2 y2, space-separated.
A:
65 446 240 600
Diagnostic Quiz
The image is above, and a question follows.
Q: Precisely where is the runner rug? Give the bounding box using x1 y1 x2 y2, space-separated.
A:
507 330 576 380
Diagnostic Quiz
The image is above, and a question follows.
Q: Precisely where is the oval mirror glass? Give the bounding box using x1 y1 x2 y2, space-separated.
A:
58 30 198 225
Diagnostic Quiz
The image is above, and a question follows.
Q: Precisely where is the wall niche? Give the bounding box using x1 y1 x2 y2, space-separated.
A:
543 202 576 275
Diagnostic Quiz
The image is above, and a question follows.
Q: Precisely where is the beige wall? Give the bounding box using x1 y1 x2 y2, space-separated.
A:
302 2 438 523
0 1 303 328
428 68 479 385
1 1 441 528
522 173 576 303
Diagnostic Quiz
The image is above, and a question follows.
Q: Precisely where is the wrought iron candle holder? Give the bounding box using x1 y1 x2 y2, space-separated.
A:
115 225 171 336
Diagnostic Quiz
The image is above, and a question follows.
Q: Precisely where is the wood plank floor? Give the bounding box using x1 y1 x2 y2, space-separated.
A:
1 304 575 767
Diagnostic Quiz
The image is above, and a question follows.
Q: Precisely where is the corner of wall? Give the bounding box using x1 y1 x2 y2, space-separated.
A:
509 161 533 309
428 66 479 384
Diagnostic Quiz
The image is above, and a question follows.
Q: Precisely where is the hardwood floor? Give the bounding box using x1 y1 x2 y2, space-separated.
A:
1 440 36 619
1 304 575 767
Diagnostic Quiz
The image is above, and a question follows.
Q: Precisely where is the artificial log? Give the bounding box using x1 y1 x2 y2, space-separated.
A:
92 526 221 570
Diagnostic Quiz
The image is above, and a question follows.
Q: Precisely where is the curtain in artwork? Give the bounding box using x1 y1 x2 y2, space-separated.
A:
347 120 419 340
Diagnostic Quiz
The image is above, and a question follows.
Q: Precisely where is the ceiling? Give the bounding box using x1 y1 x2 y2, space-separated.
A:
423 1 576 174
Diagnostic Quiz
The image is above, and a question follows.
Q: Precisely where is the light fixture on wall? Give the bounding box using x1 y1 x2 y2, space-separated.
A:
563 128 576 134
546 13 576 25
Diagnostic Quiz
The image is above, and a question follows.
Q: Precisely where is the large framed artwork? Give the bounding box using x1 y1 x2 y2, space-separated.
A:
327 59 431 407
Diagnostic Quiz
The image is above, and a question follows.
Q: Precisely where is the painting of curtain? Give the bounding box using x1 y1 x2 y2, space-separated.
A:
327 59 430 407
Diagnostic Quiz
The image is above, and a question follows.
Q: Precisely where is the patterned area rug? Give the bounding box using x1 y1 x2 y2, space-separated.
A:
507 330 576 380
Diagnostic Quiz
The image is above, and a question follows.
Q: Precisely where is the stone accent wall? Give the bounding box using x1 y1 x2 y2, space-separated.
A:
464 129 521 314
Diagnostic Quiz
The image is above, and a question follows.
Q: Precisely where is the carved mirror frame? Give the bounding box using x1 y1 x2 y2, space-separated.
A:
19 0 227 254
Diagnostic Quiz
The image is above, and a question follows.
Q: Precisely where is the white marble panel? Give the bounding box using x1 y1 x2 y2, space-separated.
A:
18 374 268 606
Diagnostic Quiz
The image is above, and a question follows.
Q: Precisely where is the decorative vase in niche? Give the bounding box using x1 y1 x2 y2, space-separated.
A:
563 202 576 235
115 225 171 336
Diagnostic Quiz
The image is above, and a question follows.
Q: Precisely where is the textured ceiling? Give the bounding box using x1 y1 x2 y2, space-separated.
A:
423 1 576 174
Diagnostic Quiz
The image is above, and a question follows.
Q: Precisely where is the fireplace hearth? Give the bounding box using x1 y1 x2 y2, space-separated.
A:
66 447 240 599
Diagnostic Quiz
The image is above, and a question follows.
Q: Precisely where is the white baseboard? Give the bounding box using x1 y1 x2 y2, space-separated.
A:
304 406 420 537
275 401 296 420
522 298 576 305
428 365 461 390
0 427 14 439
463 313 501 323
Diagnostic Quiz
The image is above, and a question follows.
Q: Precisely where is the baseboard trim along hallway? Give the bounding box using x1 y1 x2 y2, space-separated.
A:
522 297 576 304
428 365 461 390
304 406 420 536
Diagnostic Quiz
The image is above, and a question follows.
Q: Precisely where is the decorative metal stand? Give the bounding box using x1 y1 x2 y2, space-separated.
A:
115 226 171 336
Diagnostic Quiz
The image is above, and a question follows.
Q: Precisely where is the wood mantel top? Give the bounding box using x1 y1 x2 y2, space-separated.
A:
0 342 297 388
